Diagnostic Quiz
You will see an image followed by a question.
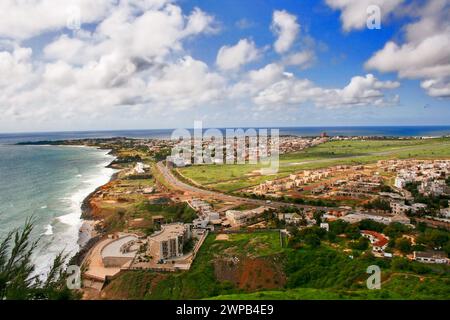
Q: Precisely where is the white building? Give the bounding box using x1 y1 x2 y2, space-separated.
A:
413 251 449 264
225 207 267 227
147 223 191 262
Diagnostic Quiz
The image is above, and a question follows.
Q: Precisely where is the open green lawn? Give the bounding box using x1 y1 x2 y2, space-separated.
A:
178 138 450 193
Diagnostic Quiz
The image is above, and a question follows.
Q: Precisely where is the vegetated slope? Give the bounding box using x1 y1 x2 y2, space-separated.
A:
101 231 450 300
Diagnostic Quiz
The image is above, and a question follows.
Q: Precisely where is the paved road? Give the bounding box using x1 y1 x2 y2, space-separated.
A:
156 161 335 211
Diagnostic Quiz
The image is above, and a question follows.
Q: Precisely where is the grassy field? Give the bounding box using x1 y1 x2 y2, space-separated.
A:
178 138 450 193
208 274 450 300
101 230 450 300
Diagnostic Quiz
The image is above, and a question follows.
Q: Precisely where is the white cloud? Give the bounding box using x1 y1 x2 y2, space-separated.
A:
282 50 315 68
147 56 225 109
0 1 222 124
216 39 260 71
365 0 450 97
325 0 404 31
252 73 399 108
0 0 117 40
0 46 33 89
230 63 285 98
0 0 406 130
271 10 300 53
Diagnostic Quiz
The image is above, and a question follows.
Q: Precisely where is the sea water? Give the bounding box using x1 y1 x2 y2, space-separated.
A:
0 144 116 278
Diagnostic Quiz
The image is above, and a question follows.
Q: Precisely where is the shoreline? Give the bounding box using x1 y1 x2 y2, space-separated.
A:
69 148 122 267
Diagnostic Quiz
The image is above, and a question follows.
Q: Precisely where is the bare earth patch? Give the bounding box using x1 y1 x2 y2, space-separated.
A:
215 234 230 241
214 256 286 292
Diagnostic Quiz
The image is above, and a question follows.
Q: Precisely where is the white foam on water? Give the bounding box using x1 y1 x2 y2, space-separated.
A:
32 149 117 279
40 205 47 209
43 224 53 235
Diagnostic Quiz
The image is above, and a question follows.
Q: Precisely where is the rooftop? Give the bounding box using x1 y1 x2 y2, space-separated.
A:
148 223 187 242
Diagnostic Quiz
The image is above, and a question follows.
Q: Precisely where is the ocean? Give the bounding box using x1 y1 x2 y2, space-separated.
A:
0 144 116 278
1 126 450 144
0 125 450 278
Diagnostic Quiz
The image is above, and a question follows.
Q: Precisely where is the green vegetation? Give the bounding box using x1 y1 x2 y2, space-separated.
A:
209 275 450 300
103 231 285 299
135 201 197 223
103 224 450 300
363 199 391 211
404 182 449 214
0 219 78 300
178 138 450 193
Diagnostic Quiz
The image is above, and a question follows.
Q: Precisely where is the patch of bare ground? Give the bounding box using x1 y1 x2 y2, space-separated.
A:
214 256 286 292
215 234 230 241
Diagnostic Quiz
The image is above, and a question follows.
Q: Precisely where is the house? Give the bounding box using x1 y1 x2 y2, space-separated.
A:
413 251 449 264
361 230 389 253
390 201 409 215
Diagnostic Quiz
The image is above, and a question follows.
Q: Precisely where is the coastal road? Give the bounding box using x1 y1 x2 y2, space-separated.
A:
156 161 335 211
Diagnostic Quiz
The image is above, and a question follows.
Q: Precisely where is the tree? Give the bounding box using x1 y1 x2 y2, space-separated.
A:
417 229 449 249
329 220 349 235
313 211 324 226
444 243 450 258
0 219 76 300
304 234 321 248
395 238 412 254
349 237 370 251
358 219 385 233
345 224 361 240
363 198 391 211
383 222 410 239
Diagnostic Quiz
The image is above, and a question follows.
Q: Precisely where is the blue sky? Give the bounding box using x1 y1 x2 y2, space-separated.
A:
0 0 449 132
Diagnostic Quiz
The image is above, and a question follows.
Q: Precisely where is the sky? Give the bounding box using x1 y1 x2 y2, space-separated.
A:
0 0 449 133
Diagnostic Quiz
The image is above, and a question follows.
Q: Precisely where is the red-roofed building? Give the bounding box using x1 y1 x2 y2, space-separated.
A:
361 230 389 253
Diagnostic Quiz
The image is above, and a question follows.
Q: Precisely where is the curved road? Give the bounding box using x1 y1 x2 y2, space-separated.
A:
156 161 336 211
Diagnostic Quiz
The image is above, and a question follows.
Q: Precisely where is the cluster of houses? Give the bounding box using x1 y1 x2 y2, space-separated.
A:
382 160 450 197
251 165 384 199
278 136 328 154
166 136 329 167
189 199 221 229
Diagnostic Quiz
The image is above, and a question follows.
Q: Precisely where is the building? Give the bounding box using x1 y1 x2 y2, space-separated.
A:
147 223 191 262
225 206 267 227
341 212 410 225
413 251 449 264
361 230 389 253
101 234 140 268
440 207 450 219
